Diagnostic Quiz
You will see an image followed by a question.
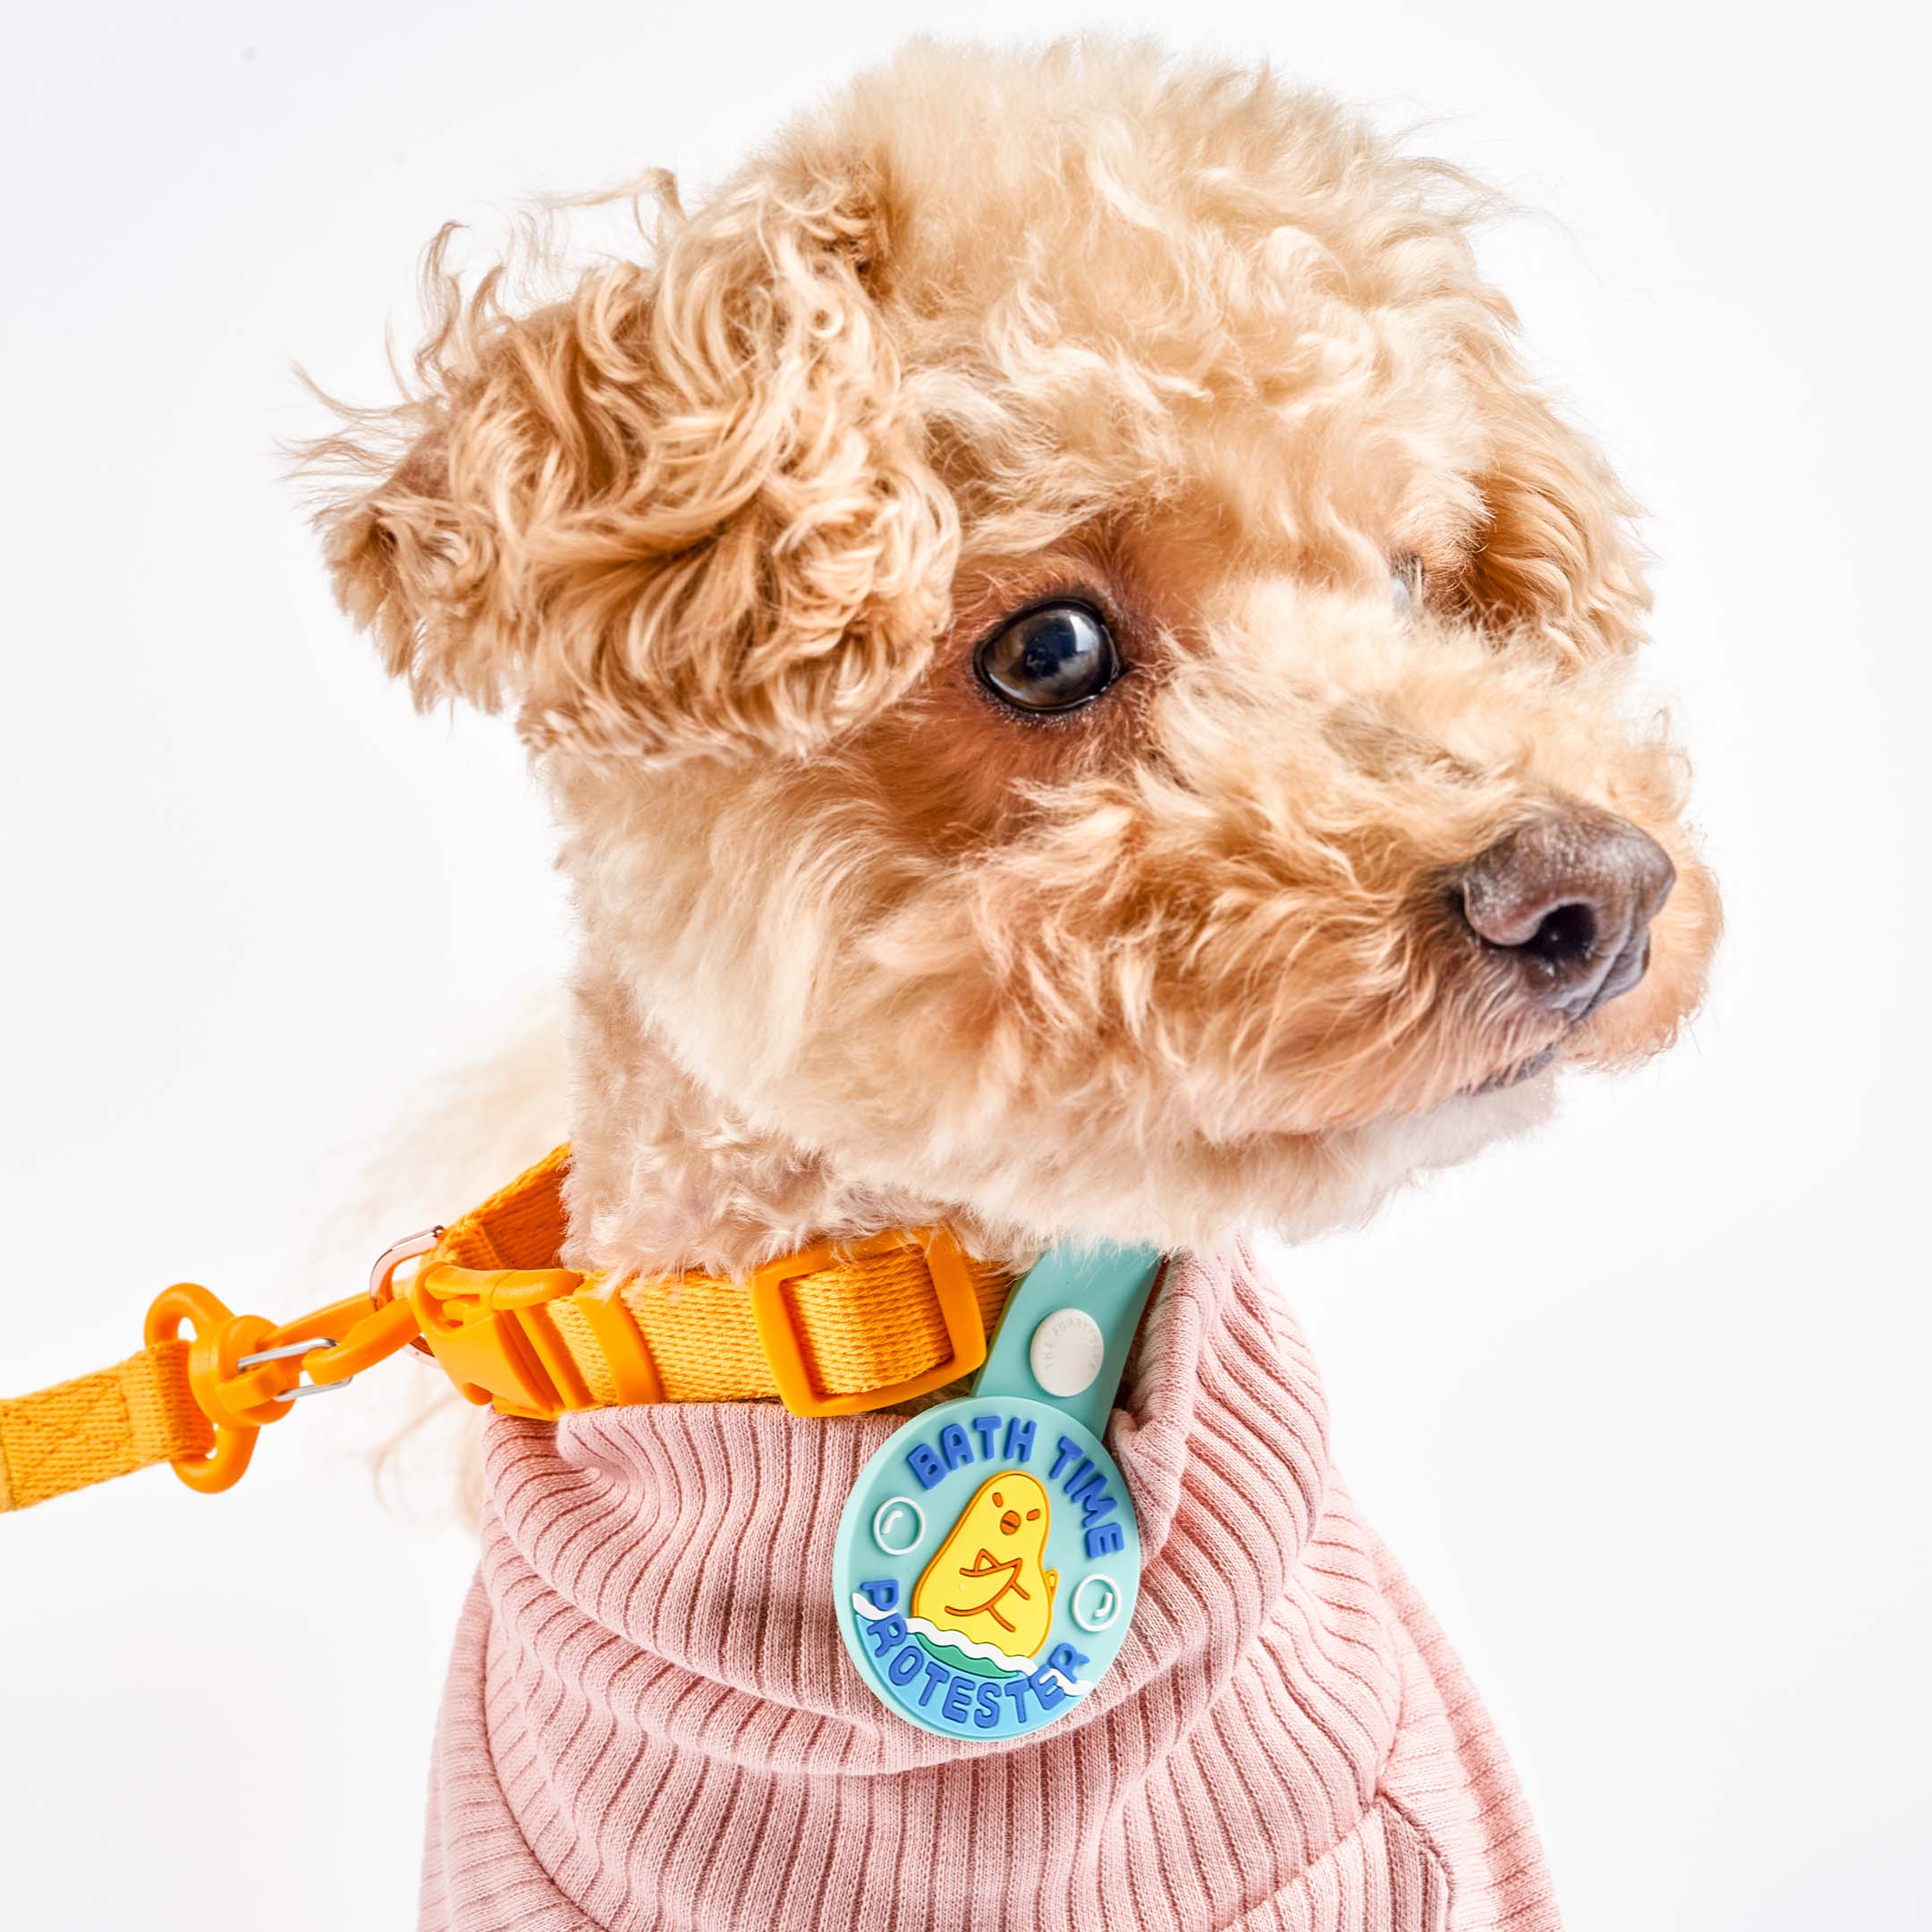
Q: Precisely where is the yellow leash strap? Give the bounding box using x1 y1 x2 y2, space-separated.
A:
0 1145 1015 1513
0 1342 213 1513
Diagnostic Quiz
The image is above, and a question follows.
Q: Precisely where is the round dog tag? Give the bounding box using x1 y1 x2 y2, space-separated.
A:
832 1244 1163 1741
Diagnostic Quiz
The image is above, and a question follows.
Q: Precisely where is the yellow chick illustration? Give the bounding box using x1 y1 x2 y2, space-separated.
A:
912 1470 1058 1662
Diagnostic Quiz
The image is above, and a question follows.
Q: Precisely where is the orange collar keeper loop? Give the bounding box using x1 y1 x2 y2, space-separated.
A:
0 1146 1017 1512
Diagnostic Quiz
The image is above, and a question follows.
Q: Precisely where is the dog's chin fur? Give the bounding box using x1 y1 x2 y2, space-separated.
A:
556 962 1564 1280
305 36 1719 1278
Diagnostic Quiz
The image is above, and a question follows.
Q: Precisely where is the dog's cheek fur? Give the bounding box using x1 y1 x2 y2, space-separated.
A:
545 580 1712 1262
303 169 959 767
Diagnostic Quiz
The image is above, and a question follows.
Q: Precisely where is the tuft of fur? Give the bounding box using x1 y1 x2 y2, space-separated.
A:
305 37 1719 1280
306 173 957 765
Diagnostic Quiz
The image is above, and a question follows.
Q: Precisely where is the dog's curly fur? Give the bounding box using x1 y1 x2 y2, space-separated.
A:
305 37 1719 1283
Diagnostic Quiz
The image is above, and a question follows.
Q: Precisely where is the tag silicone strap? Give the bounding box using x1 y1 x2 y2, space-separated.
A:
971 1243 1165 1439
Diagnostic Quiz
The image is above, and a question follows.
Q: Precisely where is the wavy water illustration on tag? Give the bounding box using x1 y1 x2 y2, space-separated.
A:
849 1595 1090 1693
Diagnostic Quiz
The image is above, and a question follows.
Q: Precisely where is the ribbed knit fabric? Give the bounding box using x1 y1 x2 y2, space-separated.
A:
422 1243 1558 1932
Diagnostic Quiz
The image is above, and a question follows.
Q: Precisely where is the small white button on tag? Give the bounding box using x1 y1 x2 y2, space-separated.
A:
871 1496 924 1555
1029 1307 1106 1398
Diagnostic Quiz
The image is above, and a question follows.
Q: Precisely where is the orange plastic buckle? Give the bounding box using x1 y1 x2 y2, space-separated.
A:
144 1277 424 1495
750 1226 987 1418
409 1264 593 1421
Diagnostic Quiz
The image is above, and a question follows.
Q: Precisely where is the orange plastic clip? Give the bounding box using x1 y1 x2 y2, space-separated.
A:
143 1230 439 1494
409 1264 591 1420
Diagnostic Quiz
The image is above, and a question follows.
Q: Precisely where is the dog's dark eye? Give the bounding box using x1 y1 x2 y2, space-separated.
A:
1390 555 1424 615
976 603 1121 713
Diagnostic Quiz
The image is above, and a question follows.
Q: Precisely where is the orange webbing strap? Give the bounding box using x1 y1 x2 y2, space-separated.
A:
0 1340 214 1513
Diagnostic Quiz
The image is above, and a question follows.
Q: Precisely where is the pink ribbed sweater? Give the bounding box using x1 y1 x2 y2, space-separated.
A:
422 1244 1558 1931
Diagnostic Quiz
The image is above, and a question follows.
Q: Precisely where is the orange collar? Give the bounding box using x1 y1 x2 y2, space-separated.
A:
0 1146 1016 1512
408 1144 1013 1420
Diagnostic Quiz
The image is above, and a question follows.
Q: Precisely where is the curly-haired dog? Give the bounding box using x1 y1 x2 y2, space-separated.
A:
309 36 1719 1932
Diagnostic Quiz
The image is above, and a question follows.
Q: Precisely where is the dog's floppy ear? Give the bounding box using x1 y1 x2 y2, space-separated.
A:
309 165 957 763
1457 356 1650 661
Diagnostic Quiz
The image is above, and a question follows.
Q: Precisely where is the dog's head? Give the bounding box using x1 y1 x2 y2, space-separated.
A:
313 39 1719 1260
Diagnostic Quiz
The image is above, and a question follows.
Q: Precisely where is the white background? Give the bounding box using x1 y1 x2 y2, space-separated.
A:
3 4 1927 1927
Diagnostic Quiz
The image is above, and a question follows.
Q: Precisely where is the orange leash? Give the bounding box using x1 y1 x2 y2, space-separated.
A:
0 1145 1016 1512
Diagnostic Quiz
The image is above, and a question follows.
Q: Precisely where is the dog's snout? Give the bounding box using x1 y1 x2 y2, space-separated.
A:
1456 810 1675 1021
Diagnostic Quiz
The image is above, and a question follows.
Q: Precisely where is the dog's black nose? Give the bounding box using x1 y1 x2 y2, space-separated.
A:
1456 810 1675 1020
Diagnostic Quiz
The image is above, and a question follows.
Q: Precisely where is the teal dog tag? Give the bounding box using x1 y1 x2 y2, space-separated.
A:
832 1243 1164 1740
